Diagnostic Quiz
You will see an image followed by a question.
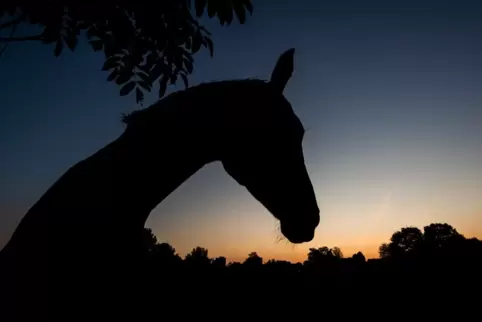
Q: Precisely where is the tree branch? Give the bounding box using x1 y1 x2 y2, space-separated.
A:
0 19 20 58
0 35 43 42
0 15 25 30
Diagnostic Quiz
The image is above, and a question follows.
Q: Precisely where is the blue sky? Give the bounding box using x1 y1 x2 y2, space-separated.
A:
1 0 482 261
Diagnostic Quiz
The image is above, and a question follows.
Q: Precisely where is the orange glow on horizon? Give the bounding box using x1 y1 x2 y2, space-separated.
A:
166 225 482 264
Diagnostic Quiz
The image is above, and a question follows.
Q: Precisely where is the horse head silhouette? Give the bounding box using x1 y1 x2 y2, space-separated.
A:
220 49 320 243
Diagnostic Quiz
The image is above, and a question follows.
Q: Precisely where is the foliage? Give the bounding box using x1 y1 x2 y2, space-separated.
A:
351 251 366 263
142 227 158 253
211 256 226 268
0 1 253 104
332 246 344 259
379 226 424 258
143 223 481 278
156 242 177 256
126 224 482 305
306 246 335 261
185 246 210 267
378 223 467 258
243 251 263 266
423 223 461 249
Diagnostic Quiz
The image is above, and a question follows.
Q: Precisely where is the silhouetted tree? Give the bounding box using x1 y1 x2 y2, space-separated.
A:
130 222 482 298
379 227 423 258
142 227 158 254
378 243 391 258
266 259 292 266
154 242 182 265
265 259 296 274
155 242 175 256
332 246 344 259
304 246 339 272
185 246 210 267
68 222 482 295
211 256 227 268
227 261 242 269
422 223 462 251
306 247 334 261
243 252 263 267
351 251 366 263
463 237 482 257
0 1 253 103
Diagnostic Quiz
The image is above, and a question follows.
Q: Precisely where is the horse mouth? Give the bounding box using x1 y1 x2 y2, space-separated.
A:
280 223 316 244
278 209 319 244
284 232 315 244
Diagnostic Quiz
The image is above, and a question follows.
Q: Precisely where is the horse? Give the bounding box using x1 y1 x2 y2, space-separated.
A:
0 48 319 319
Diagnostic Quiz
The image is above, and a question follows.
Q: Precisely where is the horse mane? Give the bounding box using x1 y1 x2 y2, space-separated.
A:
121 78 267 127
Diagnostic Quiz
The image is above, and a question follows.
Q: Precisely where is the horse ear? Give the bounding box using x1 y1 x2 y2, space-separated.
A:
270 48 295 93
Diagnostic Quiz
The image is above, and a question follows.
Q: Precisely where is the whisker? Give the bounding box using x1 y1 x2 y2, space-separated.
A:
273 222 298 248
273 222 286 244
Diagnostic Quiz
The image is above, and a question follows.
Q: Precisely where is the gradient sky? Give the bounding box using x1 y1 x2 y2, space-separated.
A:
1 0 482 262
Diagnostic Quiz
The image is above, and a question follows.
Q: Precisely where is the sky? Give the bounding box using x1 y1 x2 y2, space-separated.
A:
1 0 482 262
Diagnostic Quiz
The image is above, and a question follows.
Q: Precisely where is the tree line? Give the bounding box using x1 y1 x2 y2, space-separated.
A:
133 222 482 303
141 222 482 278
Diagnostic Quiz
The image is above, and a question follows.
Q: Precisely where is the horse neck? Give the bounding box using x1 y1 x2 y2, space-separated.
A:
8 96 225 253
117 125 220 219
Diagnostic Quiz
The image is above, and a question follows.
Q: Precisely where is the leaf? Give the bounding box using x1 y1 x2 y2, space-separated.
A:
218 0 233 25
180 73 189 89
107 69 119 82
204 37 213 57
158 76 168 98
135 87 144 104
198 25 212 36
115 70 132 85
103 42 117 59
63 33 78 51
195 0 207 17
183 36 191 50
120 81 136 96
207 0 216 18
169 72 178 85
137 80 152 92
150 63 165 82
192 29 202 53
233 1 246 24
86 27 97 39
89 39 103 52
173 53 184 70
183 56 194 73
244 0 253 14
218 15 225 26
102 56 120 71
137 71 152 85
41 26 59 44
54 39 63 57
142 52 158 72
